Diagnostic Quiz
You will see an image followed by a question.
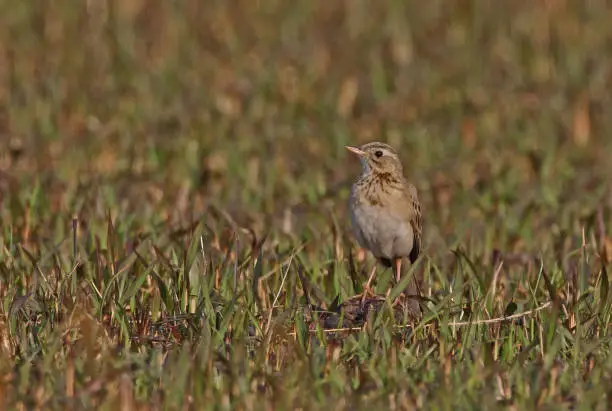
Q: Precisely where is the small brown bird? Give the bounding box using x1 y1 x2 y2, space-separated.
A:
346 142 422 308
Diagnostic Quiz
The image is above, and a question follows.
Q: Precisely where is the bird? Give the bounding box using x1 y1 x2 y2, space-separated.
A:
345 141 422 310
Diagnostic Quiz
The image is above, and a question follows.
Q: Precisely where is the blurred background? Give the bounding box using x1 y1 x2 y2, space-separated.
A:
3 2 612 407
1 0 612 254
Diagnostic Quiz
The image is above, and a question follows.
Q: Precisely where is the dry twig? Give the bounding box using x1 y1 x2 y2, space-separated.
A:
290 301 553 335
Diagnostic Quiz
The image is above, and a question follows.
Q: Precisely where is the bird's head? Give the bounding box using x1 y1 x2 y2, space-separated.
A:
345 142 403 175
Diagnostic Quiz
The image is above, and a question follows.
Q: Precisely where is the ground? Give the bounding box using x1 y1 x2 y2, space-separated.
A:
1 0 612 409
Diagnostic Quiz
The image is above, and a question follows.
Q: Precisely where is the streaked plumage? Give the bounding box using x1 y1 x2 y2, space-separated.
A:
346 142 422 314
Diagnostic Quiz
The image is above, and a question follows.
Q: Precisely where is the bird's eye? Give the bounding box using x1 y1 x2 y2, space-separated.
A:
374 150 383 158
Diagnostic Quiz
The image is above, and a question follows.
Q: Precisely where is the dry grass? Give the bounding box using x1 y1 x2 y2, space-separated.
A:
1 0 612 409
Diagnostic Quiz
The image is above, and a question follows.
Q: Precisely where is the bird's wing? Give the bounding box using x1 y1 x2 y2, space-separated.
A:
403 181 422 264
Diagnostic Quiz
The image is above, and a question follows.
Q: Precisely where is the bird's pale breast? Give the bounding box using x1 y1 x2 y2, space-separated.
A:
349 192 415 261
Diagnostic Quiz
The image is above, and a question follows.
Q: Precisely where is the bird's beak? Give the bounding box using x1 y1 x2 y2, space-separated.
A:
345 146 366 157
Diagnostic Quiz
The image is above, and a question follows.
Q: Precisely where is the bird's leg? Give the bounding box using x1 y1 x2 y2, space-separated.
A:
365 265 377 292
394 257 402 284
391 257 402 305
361 265 377 307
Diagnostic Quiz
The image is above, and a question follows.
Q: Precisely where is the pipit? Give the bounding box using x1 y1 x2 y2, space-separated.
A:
346 142 422 309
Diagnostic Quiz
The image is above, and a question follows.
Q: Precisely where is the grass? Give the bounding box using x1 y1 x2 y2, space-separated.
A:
1 0 612 409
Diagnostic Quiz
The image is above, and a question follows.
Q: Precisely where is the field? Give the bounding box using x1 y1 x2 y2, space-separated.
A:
2 0 612 409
